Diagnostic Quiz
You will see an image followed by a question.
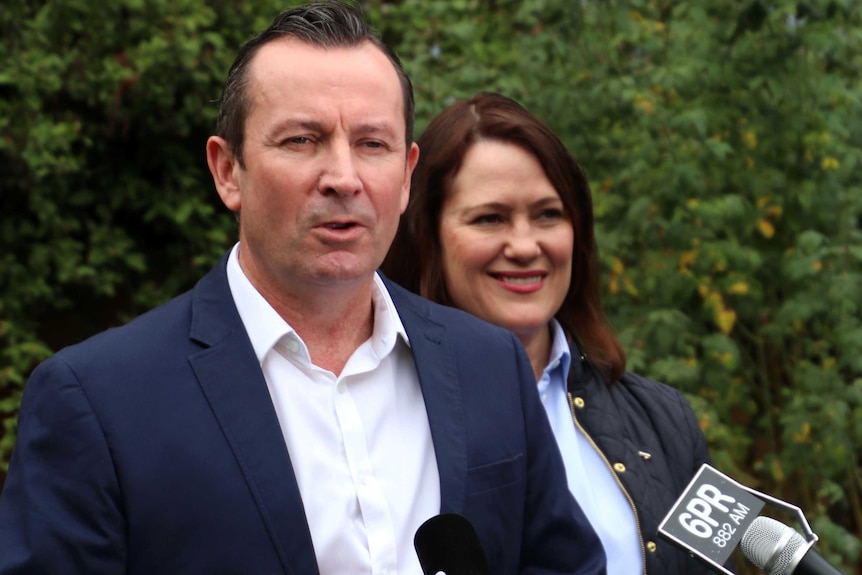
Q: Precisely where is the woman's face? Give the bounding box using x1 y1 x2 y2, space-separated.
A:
438 140 574 340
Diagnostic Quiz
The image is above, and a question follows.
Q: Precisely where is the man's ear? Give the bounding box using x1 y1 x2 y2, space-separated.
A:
401 142 420 214
206 136 242 212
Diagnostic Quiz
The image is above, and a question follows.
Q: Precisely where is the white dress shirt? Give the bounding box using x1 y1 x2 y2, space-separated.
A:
537 320 643 575
226 244 440 575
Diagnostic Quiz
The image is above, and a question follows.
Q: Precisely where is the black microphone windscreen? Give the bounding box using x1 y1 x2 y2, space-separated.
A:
414 513 491 575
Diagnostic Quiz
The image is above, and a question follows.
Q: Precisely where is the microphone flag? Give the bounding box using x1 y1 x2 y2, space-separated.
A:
658 464 766 573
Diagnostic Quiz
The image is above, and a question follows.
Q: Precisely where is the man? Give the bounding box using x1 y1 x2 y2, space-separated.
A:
0 2 605 574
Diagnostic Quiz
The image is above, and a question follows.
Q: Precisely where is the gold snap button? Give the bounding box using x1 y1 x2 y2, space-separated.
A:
647 541 657 552
573 397 585 408
613 462 626 473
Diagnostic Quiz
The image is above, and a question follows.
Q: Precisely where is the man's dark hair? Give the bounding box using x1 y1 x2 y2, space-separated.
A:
216 0 415 167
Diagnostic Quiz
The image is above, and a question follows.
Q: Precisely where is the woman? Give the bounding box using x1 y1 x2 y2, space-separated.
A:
383 92 725 575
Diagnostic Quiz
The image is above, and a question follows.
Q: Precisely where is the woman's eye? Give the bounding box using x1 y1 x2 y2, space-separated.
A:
472 214 502 225
538 208 565 220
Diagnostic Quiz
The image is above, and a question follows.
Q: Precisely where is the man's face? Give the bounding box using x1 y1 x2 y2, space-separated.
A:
210 38 418 300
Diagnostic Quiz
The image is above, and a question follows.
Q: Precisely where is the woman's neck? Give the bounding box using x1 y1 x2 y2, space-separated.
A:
517 323 554 383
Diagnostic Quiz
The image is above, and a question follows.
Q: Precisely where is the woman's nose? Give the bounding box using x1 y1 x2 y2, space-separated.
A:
503 222 541 261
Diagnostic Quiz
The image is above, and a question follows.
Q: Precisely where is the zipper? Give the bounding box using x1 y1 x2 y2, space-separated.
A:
568 391 648 575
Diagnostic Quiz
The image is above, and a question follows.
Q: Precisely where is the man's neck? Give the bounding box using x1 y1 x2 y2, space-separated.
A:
260 277 376 376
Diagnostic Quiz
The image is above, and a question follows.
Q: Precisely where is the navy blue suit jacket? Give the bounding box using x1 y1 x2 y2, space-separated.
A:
0 255 604 575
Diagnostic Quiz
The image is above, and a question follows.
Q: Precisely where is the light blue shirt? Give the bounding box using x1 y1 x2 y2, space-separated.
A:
536 320 643 575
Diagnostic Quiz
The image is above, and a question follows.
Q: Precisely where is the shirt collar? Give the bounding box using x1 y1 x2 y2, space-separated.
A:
370 271 411 357
539 319 572 391
225 243 409 365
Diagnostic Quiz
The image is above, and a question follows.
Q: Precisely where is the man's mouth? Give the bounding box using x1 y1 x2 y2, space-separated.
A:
322 222 356 230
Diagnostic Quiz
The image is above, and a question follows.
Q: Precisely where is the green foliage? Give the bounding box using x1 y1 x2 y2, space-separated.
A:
1 0 860 572
375 0 862 571
0 0 287 474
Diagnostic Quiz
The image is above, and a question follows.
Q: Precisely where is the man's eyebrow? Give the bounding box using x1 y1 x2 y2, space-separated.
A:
266 118 400 141
269 118 325 135
353 122 399 138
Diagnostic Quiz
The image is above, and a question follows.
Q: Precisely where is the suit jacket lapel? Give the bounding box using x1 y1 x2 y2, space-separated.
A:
384 279 469 515
187 257 319 575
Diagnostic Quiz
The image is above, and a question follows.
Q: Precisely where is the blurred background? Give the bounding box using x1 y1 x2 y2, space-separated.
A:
0 0 859 572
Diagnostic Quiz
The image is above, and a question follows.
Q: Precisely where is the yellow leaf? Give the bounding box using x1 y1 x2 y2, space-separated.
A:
792 422 811 443
770 459 785 482
623 277 639 297
609 277 619 294
610 256 624 274
716 308 737 335
757 219 775 238
706 292 723 307
821 156 839 171
635 96 655 115
823 357 836 370
742 130 758 149
678 249 697 272
699 413 711 432
812 260 822 271
727 282 749 295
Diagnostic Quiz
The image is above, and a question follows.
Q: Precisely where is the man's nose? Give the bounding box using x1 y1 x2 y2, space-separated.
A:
319 140 361 197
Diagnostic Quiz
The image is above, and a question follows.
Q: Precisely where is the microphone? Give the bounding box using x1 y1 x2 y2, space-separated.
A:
414 513 490 575
658 464 846 575
740 516 844 575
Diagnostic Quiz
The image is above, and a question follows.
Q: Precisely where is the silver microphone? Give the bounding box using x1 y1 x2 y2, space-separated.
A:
740 516 844 575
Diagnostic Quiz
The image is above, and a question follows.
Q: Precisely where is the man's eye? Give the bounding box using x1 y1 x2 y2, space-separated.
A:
281 136 311 146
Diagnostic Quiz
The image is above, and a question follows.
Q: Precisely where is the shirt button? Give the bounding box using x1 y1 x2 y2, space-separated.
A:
613 462 626 473
573 397 585 408
647 541 657 552
337 381 346 394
